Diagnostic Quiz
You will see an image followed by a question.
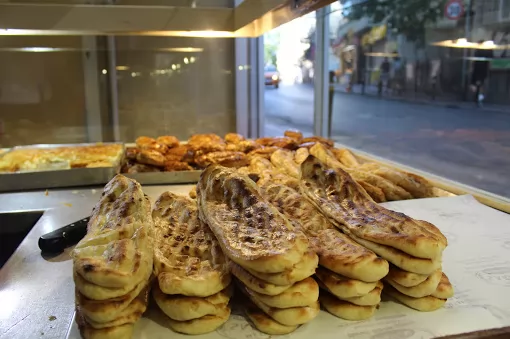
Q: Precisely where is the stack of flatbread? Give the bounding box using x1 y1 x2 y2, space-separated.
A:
300 156 454 312
309 143 435 202
72 175 154 339
260 183 389 320
151 192 232 335
197 165 320 335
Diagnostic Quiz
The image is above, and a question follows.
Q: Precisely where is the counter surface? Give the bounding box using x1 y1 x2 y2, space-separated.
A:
0 185 194 339
2 186 510 339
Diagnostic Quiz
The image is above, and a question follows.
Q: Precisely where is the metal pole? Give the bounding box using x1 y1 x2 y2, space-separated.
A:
461 0 473 100
313 7 330 137
106 36 120 141
82 36 103 142
328 85 334 137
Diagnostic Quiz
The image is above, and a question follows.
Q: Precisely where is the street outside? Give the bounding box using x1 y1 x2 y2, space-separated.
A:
264 83 510 198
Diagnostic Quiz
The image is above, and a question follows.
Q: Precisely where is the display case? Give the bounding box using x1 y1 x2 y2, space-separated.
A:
1 2 510 339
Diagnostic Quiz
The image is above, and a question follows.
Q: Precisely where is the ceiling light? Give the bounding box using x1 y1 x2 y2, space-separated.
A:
184 57 189 64
102 69 108 74
116 66 129 71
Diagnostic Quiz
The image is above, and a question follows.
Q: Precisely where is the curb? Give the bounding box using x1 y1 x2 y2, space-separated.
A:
333 89 509 114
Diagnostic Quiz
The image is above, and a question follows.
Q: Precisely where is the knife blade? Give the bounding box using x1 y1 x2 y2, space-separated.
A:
38 217 89 253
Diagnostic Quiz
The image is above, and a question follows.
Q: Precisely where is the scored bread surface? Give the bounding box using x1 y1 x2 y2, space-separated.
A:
72 175 154 290
301 156 447 260
152 192 231 297
197 165 309 273
260 183 388 282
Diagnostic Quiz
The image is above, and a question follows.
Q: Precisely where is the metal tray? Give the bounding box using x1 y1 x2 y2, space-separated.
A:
0 143 124 192
123 141 203 185
125 170 202 185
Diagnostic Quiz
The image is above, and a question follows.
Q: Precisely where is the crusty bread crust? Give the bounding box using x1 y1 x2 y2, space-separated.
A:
301 156 447 260
152 192 231 297
197 165 309 273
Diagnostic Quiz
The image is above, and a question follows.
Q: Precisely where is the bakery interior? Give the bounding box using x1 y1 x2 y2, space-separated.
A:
1 1 510 339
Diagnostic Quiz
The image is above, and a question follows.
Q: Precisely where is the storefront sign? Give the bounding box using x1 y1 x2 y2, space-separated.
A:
491 59 510 70
361 25 387 46
445 0 464 20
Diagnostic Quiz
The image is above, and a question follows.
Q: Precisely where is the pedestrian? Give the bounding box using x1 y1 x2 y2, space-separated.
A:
470 41 493 106
379 57 391 95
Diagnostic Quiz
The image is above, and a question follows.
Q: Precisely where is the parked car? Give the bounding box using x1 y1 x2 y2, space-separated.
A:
264 65 280 88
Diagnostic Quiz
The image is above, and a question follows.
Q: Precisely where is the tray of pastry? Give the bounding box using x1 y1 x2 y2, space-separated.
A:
0 142 124 192
120 132 336 185
121 132 446 203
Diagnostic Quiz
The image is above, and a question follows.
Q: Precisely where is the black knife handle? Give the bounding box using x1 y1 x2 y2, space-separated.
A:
38 217 89 253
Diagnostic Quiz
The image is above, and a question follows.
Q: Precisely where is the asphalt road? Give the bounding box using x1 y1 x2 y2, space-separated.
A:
264 84 510 198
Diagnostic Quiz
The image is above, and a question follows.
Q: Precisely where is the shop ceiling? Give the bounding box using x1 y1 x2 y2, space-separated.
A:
0 0 335 37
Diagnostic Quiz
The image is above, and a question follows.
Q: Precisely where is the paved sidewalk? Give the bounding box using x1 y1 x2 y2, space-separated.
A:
332 83 510 113
264 84 510 198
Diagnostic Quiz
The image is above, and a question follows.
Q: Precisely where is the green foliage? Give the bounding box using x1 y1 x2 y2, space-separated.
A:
345 0 448 45
264 43 278 65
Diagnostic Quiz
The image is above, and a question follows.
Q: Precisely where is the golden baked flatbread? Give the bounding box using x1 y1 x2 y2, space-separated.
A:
245 251 318 286
315 266 378 298
386 264 429 287
349 234 441 275
318 280 383 306
76 308 134 339
153 283 232 321
75 281 148 323
152 192 231 297
384 285 446 312
301 156 447 260
245 302 298 335
270 149 301 178
72 175 154 289
197 165 309 274
432 273 454 299
260 183 388 282
385 269 442 298
164 306 231 335
247 277 319 308
229 261 292 296
319 290 377 321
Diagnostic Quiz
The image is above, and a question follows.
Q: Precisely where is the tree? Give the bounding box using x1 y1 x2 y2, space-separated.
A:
345 0 448 46
264 43 278 66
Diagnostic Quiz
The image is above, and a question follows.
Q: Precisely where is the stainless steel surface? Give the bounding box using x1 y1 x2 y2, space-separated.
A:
124 171 202 185
0 184 194 339
0 0 335 37
0 143 124 192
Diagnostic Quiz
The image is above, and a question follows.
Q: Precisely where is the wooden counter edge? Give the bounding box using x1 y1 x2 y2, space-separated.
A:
438 326 510 339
